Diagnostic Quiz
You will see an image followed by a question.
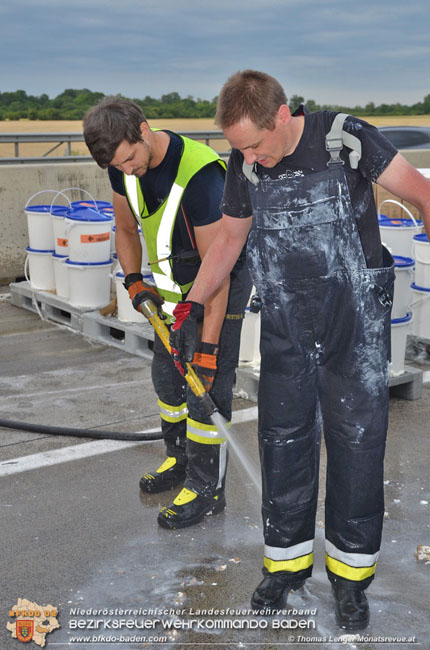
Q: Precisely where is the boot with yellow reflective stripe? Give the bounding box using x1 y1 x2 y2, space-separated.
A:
139 456 186 493
251 567 305 612
157 487 226 529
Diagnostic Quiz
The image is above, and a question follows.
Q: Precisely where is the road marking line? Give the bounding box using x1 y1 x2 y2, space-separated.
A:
0 379 145 400
0 407 258 477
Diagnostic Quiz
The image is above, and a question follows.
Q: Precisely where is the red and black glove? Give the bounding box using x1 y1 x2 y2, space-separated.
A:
170 300 204 375
124 272 164 314
191 342 219 393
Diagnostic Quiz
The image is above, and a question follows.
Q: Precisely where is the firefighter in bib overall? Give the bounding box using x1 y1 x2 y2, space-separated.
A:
83 97 251 530
169 71 430 630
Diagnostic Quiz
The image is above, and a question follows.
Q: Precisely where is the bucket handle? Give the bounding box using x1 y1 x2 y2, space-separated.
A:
25 189 63 210
49 187 98 214
410 292 430 308
24 254 30 283
24 254 46 322
378 199 420 228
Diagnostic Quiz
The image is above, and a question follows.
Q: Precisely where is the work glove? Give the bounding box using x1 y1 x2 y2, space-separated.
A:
170 300 204 375
124 272 164 314
191 342 219 393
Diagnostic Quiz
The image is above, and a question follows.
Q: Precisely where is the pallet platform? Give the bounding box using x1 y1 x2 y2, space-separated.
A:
406 334 430 364
82 311 154 359
9 281 423 400
235 364 423 402
10 281 154 359
10 281 85 331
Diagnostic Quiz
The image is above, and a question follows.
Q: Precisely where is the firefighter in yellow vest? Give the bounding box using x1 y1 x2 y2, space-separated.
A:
84 97 252 529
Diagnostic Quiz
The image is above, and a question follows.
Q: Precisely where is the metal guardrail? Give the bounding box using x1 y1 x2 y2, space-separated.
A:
0 130 230 164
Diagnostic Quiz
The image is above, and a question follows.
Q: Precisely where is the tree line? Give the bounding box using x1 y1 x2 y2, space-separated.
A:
1 88 430 121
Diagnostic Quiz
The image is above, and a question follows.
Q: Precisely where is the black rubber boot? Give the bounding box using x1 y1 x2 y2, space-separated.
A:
157 487 226 529
251 568 305 612
332 583 370 631
139 457 186 493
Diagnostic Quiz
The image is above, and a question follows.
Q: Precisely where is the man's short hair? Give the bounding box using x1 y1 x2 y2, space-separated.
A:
83 96 147 168
215 69 287 131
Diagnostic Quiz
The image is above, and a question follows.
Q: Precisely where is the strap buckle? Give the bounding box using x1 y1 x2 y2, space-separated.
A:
326 136 345 166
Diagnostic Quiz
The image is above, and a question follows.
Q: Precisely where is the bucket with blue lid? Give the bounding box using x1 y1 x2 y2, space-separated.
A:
392 255 414 319
66 259 113 309
24 246 56 291
52 252 69 298
65 207 113 263
114 270 147 323
378 199 422 258
25 190 68 250
413 233 430 287
50 206 71 255
410 283 430 339
390 312 413 377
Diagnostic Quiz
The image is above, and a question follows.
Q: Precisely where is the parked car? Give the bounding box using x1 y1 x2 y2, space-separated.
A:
377 126 430 149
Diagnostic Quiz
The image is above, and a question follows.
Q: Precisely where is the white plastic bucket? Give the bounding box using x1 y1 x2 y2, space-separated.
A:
413 233 430 287
111 252 122 276
25 190 68 250
51 206 70 255
392 256 414 319
114 272 146 323
410 283 430 339
390 312 413 376
111 224 116 253
66 259 113 308
26 205 57 250
25 247 55 291
239 308 261 364
378 200 422 258
52 253 69 299
139 230 151 273
65 208 113 263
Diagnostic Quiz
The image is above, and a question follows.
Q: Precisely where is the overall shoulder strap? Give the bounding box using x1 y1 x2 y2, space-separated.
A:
325 113 362 169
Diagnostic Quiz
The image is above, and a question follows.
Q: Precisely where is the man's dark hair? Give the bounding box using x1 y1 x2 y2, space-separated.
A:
215 69 287 131
83 96 147 168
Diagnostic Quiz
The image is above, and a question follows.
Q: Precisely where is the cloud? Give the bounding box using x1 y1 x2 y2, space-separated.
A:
0 0 428 106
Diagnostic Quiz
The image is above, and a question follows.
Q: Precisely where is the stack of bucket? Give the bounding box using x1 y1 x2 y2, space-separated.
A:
411 233 430 339
25 191 114 309
378 199 423 375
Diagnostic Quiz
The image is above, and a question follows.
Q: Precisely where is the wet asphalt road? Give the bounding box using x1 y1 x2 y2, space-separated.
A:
1 293 429 650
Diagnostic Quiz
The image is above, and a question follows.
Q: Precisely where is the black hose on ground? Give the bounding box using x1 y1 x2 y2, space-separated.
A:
0 418 163 441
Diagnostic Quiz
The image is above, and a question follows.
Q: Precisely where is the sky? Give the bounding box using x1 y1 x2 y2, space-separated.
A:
0 0 429 107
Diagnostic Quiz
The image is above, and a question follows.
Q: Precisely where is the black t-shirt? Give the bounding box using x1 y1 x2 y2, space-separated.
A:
221 108 398 268
108 131 226 284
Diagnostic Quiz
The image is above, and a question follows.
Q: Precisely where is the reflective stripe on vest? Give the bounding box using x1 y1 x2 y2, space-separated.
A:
123 134 226 320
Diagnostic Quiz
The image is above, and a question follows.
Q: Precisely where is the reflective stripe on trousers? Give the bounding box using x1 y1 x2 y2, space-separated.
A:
246 162 394 587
